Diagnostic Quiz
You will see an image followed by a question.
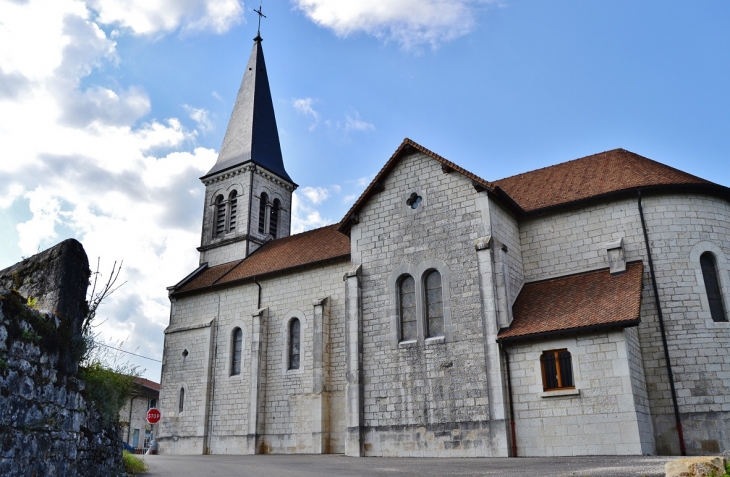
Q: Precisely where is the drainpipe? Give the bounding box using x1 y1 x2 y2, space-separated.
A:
127 395 137 444
637 190 686 456
254 277 262 309
501 345 517 457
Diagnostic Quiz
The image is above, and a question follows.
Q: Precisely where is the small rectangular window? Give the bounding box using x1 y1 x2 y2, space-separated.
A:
540 349 574 391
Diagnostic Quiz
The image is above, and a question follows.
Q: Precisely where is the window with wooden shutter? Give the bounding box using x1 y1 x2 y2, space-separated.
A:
700 252 728 322
540 349 574 391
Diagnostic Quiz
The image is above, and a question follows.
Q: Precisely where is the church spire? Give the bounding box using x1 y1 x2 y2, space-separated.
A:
203 32 292 183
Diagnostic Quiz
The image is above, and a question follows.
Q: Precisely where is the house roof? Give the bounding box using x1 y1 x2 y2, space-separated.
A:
202 36 292 183
173 224 350 295
134 377 160 393
497 261 644 342
337 138 496 233
493 148 715 213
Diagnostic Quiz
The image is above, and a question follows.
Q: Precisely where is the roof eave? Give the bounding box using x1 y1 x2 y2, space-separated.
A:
496 319 640 344
520 182 730 217
171 253 351 298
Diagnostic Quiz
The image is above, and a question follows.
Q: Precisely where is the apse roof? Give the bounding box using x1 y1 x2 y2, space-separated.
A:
203 36 292 183
493 148 714 213
497 262 644 342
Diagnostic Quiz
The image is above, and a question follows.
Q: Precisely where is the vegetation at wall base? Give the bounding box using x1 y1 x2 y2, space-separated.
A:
122 451 148 475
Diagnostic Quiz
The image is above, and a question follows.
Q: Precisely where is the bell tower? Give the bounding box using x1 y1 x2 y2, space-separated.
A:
197 33 296 267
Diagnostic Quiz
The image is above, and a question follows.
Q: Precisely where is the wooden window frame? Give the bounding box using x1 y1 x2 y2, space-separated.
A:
540 349 575 392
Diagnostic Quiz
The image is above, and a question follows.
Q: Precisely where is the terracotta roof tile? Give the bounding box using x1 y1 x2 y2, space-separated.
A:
174 225 350 294
498 262 644 342
134 377 160 392
494 149 712 213
175 260 240 294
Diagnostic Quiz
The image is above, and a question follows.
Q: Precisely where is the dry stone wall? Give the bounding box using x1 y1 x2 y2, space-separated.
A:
0 239 124 477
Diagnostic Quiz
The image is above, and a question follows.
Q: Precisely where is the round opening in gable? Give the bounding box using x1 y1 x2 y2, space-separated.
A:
406 193 422 210
182 349 189 358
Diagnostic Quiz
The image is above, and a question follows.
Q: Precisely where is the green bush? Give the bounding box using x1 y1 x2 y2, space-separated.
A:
122 451 148 475
79 362 135 425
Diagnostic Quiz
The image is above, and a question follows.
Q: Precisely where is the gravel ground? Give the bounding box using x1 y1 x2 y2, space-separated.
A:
143 453 677 477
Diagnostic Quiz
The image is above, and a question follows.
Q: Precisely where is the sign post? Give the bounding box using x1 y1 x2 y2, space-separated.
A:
146 408 160 454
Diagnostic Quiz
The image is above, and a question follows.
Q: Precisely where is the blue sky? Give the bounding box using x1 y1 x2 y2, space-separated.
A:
1 0 729 380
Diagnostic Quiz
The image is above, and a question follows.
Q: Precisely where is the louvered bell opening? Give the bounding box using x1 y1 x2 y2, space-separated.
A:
215 198 226 236
258 193 268 234
270 199 280 239
229 197 237 232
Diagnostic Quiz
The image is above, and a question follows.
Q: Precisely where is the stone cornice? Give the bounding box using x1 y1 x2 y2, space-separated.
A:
201 164 255 186
253 165 297 192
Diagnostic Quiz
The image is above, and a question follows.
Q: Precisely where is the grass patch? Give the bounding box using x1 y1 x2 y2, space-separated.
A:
122 451 148 475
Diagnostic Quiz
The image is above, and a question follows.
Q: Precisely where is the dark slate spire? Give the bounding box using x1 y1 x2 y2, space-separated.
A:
203 36 292 182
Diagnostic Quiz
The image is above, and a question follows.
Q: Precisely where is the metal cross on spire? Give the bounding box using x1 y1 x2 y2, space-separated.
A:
254 0 266 37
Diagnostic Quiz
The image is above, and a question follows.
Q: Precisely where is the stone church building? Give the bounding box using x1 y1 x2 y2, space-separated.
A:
157 34 730 457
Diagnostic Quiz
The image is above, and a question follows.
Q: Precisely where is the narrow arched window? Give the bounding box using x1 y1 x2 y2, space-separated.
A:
179 387 185 413
700 252 727 322
258 192 268 234
424 270 444 338
289 318 300 370
270 199 280 239
214 195 225 237
399 275 416 341
231 327 243 375
228 191 238 232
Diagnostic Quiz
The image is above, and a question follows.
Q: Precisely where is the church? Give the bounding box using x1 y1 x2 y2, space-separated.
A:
156 32 730 458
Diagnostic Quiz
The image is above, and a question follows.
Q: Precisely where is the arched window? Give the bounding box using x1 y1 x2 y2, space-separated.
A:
258 192 268 234
540 349 574 391
424 270 444 338
231 327 243 375
270 199 280 239
399 275 416 341
179 387 185 413
700 252 728 322
228 191 238 232
289 318 300 370
214 195 225 237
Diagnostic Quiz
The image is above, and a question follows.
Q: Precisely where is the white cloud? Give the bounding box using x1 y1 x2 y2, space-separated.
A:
293 0 488 50
290 191 331 234
292 97 319 131
300 186 330 205
184 104 214 132
88 0 244 35
345 111 374 132
0 0 227 380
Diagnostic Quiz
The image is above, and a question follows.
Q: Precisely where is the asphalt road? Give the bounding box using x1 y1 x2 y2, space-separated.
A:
143 454 676 476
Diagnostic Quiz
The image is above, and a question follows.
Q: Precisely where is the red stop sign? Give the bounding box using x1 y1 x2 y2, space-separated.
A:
146 408 161 424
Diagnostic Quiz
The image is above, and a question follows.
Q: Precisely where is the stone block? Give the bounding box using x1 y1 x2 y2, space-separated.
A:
665 456 726 477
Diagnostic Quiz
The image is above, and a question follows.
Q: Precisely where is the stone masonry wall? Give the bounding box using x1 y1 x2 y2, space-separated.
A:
507 331 650 456
519 192 730 455
0 239 124 476
158 258 350 455
351 151 497 457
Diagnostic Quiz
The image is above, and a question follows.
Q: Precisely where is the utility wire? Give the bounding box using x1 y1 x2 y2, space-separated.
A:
94 341 162 362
